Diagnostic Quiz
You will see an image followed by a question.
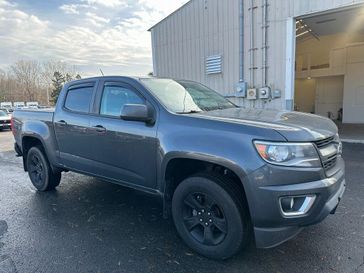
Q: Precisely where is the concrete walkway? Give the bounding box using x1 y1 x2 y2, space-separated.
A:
336 122 364 143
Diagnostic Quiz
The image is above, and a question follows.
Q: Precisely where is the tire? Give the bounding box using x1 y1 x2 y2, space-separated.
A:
26 146 61 191
172 172 251 260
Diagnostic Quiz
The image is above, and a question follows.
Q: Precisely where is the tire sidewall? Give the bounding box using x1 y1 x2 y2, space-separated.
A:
172 176 246 259
27 147 51 191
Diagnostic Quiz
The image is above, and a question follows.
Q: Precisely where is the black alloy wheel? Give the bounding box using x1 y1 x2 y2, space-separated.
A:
28 152 45 188
26 146 61 191
182 192 227 246
172 172 251 260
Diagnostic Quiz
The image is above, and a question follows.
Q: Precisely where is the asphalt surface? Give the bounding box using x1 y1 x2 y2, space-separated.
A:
0 130 363 273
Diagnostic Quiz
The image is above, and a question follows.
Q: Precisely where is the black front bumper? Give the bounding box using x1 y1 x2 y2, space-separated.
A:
245 157 345 248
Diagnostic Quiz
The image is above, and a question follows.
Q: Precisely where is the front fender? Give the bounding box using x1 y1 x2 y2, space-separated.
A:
161 151 248 184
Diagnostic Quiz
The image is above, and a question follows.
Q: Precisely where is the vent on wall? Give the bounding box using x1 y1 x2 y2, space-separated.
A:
206 55 222 75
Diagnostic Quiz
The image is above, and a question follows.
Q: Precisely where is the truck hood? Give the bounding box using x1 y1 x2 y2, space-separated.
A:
197 108 338 141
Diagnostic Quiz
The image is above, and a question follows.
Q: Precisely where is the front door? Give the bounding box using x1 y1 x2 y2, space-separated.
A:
88 81 158 189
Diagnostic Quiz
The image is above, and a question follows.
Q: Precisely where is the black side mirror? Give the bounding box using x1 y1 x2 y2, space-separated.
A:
120 104 154 124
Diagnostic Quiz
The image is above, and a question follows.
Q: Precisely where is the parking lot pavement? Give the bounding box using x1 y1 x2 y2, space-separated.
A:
0 130 13 152
0 131 363 273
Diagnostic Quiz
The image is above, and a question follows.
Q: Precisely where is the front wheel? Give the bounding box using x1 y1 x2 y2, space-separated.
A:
172 173 251 260
26 146 61 191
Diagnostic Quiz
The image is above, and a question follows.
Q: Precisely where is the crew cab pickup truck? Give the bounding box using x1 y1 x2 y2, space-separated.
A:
12 76 345 259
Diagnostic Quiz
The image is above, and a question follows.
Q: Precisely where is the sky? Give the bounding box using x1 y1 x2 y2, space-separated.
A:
0 0 189 77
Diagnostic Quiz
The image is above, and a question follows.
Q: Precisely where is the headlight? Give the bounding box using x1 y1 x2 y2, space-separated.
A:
254 141 321 167
334 133 343 155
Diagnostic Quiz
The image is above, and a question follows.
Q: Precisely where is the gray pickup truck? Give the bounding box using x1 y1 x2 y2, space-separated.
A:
12 76 345 259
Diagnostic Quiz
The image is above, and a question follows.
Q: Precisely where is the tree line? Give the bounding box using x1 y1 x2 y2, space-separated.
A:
0 60 81 106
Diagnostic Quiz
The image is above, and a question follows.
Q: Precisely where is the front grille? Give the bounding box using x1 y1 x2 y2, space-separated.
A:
0 120 10 124
323 154 338 170
314 136 335 148
313 136 338 172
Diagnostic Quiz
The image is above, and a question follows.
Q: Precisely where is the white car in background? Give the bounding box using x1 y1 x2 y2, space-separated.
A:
0 108 13 116
0 110 11 131
26 102 39 109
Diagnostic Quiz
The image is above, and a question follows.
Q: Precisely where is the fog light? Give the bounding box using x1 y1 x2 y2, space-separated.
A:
279 195 316 217
281 197 294 211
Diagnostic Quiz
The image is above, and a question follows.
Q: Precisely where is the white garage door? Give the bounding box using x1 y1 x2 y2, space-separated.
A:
315 76 344 120
343 63 364 123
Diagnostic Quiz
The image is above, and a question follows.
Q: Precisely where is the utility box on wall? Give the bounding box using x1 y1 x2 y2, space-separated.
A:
235 81 248 97
247 88 257 100
259 87 271 99
272 90 282 99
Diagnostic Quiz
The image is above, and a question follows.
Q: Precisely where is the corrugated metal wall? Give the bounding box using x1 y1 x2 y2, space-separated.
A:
151 0 364 110
151 0 240 97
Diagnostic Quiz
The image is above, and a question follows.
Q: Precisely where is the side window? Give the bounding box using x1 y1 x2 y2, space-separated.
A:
100 85 144 117
65 86 94 113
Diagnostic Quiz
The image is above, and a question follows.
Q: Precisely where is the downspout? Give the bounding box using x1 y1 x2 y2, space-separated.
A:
249 0 255 87
262 0 268 87
249 0 256 108
239 0 244 82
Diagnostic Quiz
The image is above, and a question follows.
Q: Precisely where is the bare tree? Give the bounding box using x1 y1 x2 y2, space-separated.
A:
0 69 6 101
11 60 41 101
41 60 79 104
0 60 81 105
41 60 77 86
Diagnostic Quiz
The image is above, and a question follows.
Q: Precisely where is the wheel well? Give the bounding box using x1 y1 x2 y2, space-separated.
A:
22 136 43 171
164 158 247 204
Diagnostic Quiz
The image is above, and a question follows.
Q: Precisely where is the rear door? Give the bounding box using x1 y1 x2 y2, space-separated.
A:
54 81 97 171
88 80 158 189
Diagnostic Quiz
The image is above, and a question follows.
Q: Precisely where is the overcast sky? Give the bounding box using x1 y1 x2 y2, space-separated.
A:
0 0 188 76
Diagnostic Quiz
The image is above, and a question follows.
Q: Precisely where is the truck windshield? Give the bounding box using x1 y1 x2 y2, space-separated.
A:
140 78 237 114
0 111 8 117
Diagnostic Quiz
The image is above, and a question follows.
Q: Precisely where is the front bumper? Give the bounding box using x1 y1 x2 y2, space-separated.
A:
245 157 345 248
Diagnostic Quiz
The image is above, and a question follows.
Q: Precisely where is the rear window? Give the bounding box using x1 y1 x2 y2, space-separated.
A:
64 86 94 113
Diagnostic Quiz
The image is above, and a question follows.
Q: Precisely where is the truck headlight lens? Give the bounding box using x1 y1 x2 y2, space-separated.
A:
254 141 321 167
334 133 343 155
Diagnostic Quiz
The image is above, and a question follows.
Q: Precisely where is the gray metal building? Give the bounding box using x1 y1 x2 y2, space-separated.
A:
149 0 364 124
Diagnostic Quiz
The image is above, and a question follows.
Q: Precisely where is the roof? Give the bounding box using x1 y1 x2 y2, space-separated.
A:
148 0 193 31
64 76 143 87
68 75 139 82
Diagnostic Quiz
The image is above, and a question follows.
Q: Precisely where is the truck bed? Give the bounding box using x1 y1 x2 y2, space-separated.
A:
12 108 56 151
13 108 55 123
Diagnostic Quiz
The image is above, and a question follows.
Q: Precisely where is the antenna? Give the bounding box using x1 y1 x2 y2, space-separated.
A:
99 69 104 76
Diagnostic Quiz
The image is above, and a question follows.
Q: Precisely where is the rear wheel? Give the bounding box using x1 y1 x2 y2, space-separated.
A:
172 172 251 260
26 146 61 191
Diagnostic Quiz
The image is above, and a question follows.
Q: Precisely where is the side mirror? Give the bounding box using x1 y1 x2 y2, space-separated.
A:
120 104 154 124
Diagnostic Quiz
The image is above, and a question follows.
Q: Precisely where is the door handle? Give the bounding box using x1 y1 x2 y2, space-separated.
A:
56 120 67 126
93 125 106 133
